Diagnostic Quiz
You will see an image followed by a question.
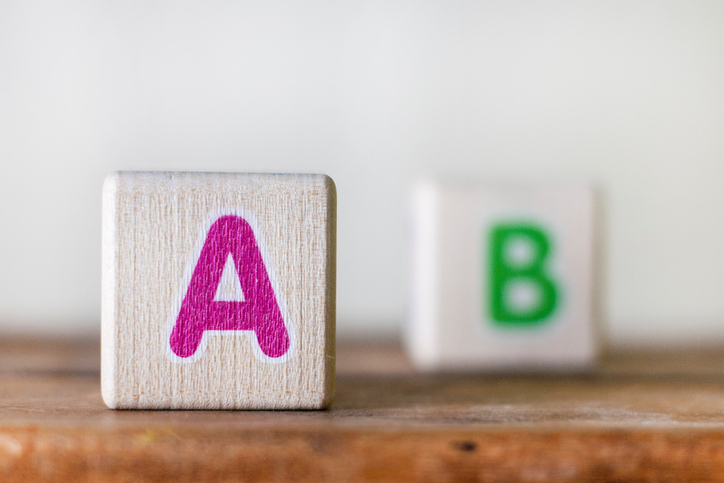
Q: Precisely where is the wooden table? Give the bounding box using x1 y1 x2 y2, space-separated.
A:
1 338 724 481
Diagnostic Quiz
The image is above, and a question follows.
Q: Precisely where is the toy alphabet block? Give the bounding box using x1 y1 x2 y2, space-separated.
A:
102 172 336 409
405 181 596 371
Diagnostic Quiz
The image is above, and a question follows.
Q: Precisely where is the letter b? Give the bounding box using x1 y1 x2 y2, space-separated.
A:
488 223 559 326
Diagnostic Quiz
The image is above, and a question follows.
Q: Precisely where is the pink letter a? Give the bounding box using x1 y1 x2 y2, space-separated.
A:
169 215 290 359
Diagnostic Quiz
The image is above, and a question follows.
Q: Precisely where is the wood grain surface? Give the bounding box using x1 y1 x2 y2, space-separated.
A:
2 338 724 481
102 172 336 410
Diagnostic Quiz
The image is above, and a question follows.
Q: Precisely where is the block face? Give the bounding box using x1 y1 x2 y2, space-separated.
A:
406 181 596 371
102 172 336 409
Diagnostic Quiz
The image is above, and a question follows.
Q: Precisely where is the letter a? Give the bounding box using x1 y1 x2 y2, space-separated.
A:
170 215 289 359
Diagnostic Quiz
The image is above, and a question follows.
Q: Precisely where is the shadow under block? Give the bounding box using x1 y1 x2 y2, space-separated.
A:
405 181 596 371
102 172 336 409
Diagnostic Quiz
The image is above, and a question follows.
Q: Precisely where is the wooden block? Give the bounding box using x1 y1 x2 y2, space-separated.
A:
102 172 336 409
405 180 596 371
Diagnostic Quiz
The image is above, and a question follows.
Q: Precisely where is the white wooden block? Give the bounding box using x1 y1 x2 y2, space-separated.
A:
405 180 597 371
102 172 336 409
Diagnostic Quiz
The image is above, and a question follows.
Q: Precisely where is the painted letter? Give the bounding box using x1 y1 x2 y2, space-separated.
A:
170 215 289 359
488 223 559 326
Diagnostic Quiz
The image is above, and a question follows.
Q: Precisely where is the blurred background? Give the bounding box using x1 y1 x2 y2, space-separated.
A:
1 1 724 348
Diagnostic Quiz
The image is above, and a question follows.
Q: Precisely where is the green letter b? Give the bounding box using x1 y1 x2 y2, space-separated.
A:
488 223 559 326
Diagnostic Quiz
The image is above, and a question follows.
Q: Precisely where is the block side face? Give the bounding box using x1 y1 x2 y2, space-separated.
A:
101 172 120 408
321 175 336 408
589 187 604 359
405 181 441 369
424 182 597 371
110 171 333 409
575 186 598 361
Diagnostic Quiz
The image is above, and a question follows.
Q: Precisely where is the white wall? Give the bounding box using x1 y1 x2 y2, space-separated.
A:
1 1 724 346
